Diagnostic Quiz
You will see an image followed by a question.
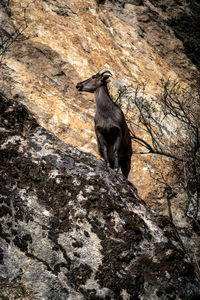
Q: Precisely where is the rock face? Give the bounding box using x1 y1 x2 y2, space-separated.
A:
0 0 199 214
105 0 200 79
1 2 200 297
1 95 200 299
0 0 199 211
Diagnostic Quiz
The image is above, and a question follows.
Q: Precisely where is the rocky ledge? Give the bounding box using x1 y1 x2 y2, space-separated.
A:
0 94 200 299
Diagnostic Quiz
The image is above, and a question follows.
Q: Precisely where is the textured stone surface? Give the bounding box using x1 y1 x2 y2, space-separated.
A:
0 0 198 214
0 0 199 210
0 94 200 299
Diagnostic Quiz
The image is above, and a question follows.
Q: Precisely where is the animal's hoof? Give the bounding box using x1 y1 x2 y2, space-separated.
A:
106 162 110 168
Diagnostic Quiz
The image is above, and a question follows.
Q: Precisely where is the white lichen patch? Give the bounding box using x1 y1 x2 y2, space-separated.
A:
67 197 87 220
84 185 94 193
79 145 92 153
19 190 52 219
127 202 167 243
121 289 131 300
58 221 103 273
111 211 125 232
0 136 23 149
28 132 62 162
92 286 112 299
56 177 61 184
73 177 81 186
48 169 60 179
19 219 59 267
86 171 97 179
76 191 87 203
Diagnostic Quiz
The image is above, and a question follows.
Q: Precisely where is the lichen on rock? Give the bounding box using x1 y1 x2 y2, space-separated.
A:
1 0 200 298
0 94 200 299
0 0 199 213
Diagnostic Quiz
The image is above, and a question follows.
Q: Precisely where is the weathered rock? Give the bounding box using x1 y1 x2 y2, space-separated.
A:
0 0 199 212
1 95 200 299
0 0 199 213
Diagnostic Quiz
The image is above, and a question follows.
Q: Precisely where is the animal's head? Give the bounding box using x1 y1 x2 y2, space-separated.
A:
76 69 112 93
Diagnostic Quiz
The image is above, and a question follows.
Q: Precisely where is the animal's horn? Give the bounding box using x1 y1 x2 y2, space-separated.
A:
98 69 112 76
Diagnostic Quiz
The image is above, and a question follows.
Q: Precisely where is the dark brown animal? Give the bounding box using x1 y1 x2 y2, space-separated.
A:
76 69 132 178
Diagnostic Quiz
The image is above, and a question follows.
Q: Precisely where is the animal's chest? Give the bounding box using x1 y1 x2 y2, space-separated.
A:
95 122 120 145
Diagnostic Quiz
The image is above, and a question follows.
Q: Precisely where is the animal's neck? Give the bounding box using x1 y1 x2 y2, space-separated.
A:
95 85 114 114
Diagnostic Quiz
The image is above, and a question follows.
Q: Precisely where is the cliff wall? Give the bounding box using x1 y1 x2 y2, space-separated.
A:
0 0 199 229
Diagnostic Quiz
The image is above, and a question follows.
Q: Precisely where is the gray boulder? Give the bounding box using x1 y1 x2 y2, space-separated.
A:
0 94 200 299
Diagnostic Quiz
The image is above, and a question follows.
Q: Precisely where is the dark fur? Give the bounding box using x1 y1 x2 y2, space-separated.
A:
76 70 132 178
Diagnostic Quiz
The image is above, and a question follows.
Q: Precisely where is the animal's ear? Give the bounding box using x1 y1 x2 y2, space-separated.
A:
102 74 111 81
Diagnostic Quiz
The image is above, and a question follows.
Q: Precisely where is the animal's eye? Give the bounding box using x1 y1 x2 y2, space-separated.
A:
92 75 96 79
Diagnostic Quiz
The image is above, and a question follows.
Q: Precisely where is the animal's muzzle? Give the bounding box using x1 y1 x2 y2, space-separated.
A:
76 82 83 91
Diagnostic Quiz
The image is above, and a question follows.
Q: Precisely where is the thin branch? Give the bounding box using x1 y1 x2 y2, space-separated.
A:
0 6 29 63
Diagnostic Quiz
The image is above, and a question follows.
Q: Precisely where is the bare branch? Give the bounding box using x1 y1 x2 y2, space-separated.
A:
116 79 200 221
0 3 29 63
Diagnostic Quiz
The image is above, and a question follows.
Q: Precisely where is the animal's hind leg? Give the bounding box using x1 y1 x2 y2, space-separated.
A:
109 160 114 169
120 157 131 178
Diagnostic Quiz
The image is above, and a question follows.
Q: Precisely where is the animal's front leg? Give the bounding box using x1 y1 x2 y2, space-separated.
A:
113 135 121 172
102 145 110 167
113 150 119 172
96 132 110 167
